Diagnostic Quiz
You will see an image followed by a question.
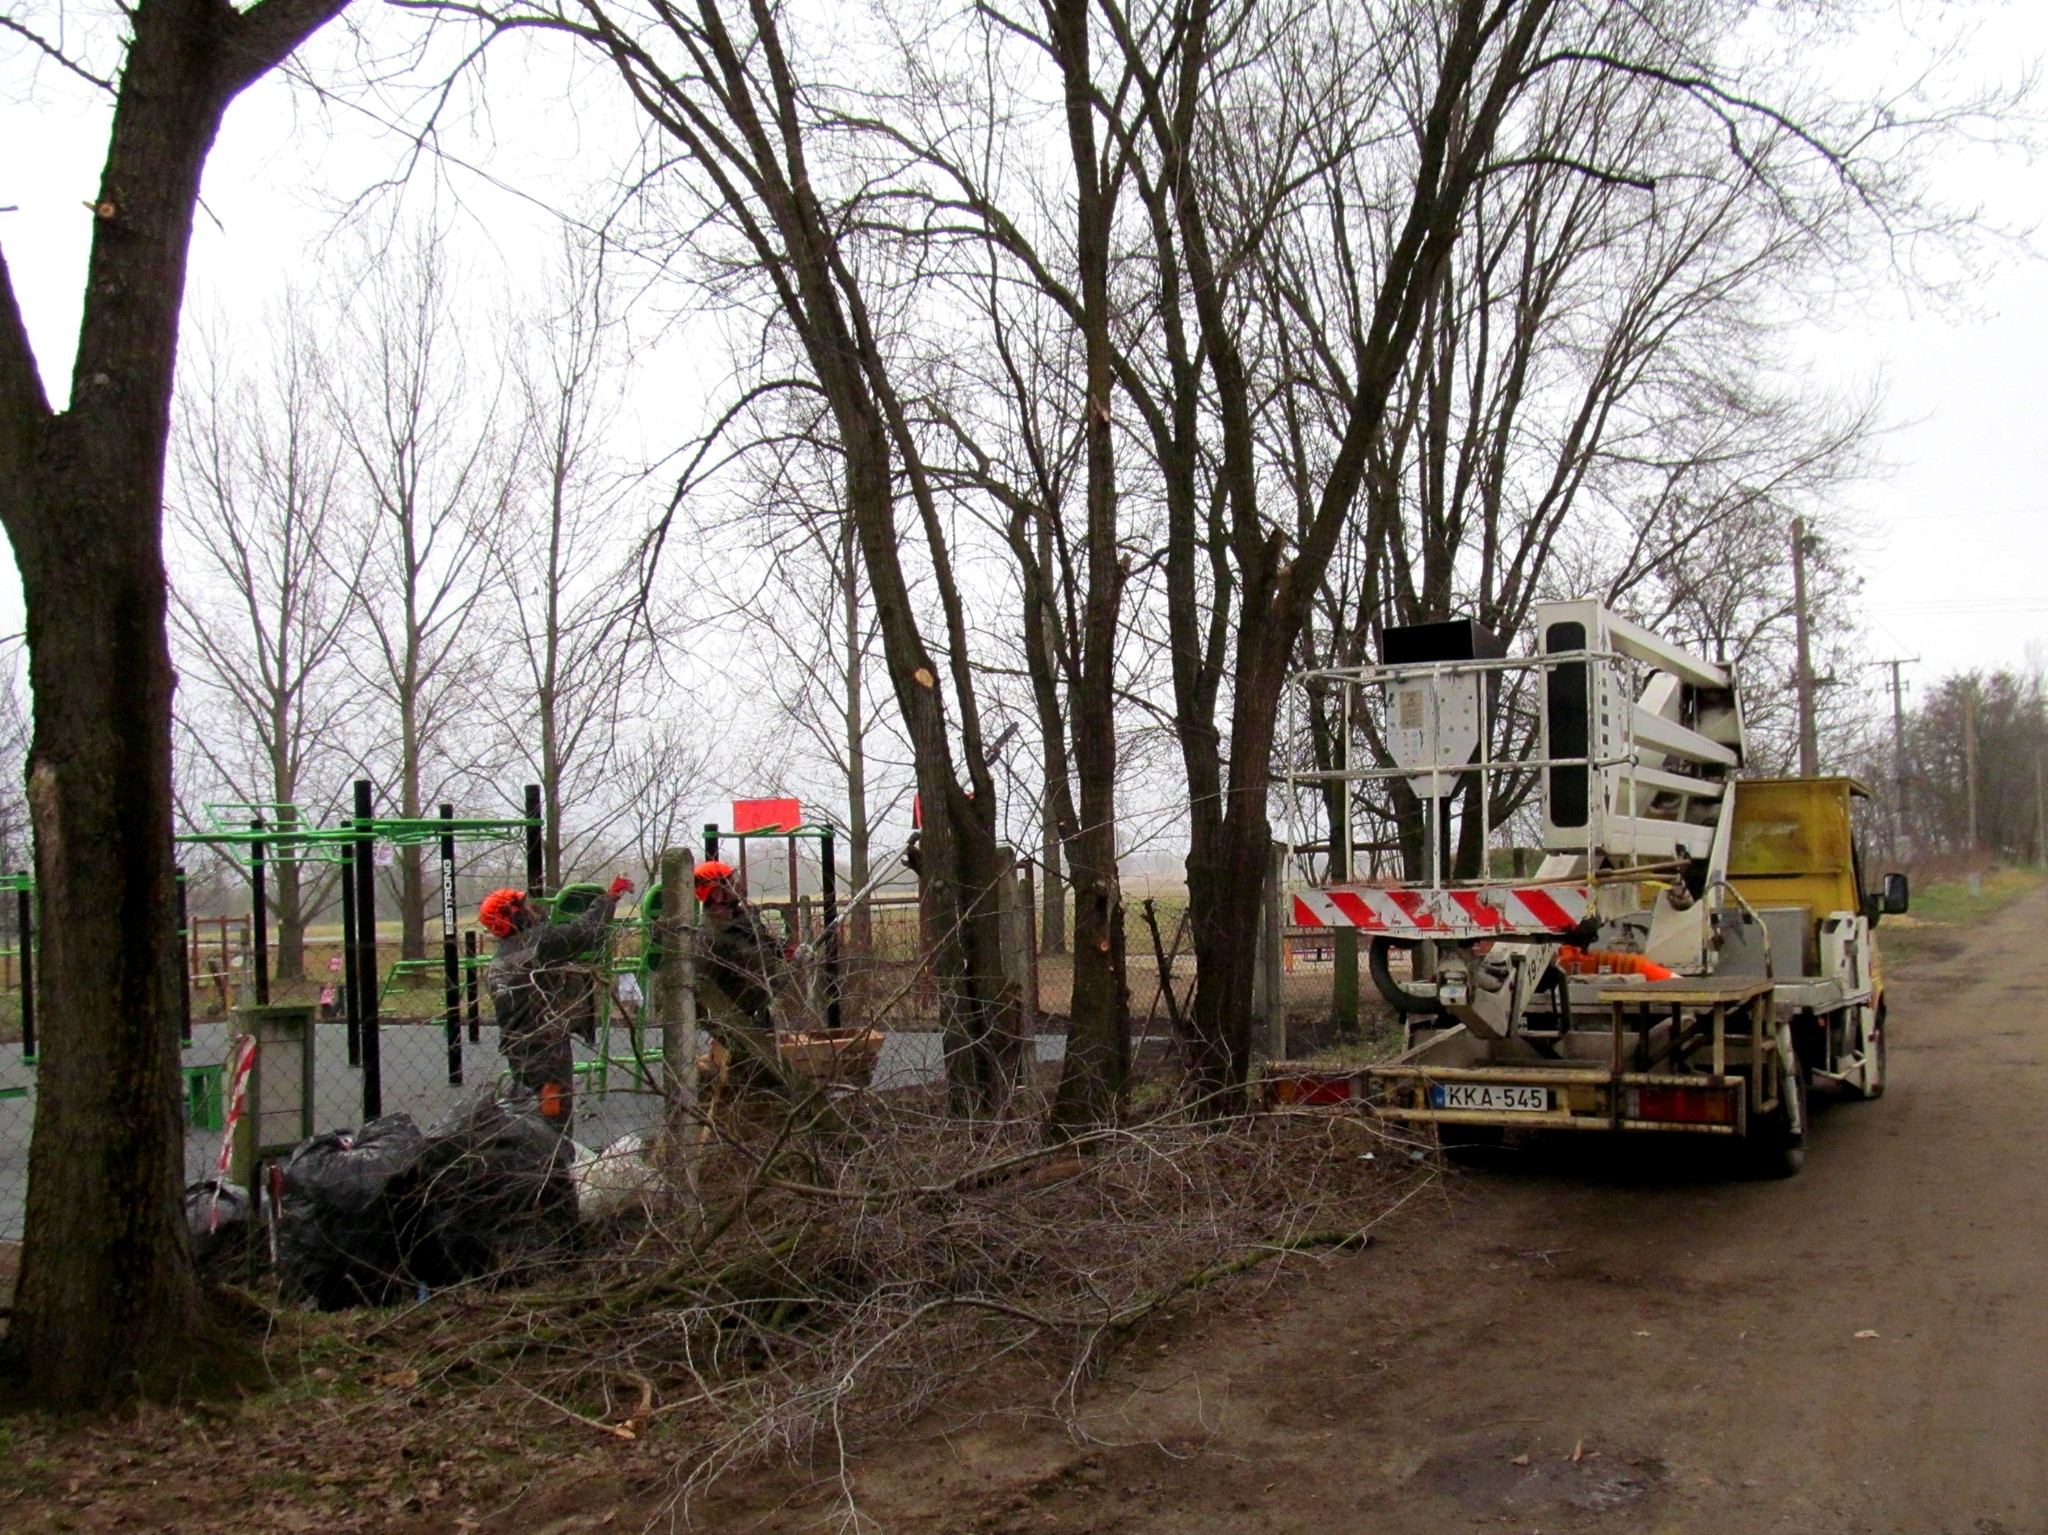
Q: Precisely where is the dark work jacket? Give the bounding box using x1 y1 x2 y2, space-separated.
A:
487 893 619 1047
697 897 783 1034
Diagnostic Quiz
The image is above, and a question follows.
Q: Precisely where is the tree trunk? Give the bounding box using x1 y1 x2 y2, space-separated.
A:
11 477 196 1401
844 424 1014 1113
1036 513 1066 958
1046 0 1129 1135
841 526 871 955
0 0 348 1408
273 857 307 981
1 0 210 1403
398 731 425 959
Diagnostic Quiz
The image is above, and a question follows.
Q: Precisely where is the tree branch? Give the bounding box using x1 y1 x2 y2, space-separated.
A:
0 12 115 93
0 243 51 513
219 0 355 98
1481 152 1655 193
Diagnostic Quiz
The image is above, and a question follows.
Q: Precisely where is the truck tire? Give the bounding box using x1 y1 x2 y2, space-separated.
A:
1747 1060 1807 1179
1841 1002 1887 1101
1369 937 1440 1015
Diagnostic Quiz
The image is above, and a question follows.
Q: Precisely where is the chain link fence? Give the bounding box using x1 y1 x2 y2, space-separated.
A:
0 855 1401 1240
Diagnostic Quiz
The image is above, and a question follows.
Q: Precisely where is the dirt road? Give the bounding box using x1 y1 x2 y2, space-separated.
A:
695 885 2048 1535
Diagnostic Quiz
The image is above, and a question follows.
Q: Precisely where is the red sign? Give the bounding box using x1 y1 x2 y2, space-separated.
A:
732 797 801 834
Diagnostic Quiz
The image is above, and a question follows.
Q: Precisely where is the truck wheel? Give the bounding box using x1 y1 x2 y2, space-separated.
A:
1842 1003 1887 1102
1747 1062 1807 1179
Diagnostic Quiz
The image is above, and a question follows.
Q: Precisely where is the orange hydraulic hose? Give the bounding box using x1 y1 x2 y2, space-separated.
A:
1556 945 1675 982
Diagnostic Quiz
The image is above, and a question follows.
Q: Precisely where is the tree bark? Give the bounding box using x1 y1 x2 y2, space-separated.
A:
0 0 351 1404
273 856 307 980
1045 0 1129 1135
841 522 871 956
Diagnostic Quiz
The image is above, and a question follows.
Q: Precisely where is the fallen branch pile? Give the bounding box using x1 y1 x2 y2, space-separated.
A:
299 1089 1439 1517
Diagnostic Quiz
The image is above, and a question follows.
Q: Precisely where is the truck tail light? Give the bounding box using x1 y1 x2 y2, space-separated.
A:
1627 1086 1736 1125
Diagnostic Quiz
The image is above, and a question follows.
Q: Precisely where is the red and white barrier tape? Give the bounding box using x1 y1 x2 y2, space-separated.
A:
1290 883 1591 938
207 1033 257 1232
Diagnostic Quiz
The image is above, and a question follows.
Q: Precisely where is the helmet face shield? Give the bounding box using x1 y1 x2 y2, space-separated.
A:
693 859 735 903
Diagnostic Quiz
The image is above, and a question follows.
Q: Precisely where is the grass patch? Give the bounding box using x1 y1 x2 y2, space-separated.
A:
1880 867 2046 965
1898 866 2047 929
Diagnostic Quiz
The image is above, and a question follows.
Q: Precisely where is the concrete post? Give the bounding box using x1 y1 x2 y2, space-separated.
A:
656 846 699 1191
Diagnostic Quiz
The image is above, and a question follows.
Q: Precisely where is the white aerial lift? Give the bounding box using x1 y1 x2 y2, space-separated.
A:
1270 600 1907 1176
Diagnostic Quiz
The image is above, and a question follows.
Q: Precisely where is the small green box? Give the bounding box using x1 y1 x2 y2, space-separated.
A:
184 1062 225 1131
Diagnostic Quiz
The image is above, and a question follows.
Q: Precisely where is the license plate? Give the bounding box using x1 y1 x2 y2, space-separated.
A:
1431 1083 1550 1112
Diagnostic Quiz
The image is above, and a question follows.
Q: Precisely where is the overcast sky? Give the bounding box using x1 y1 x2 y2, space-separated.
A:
4 0 2046 731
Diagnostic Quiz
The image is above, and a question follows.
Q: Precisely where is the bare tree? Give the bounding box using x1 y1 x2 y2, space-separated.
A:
423 0 1026 1110
169 304 363 978
1282 11 1879 880
328 223 509 958
1904 670 2047 862
487 236 648 886
714 418 912 959
0 0 351 1405
616 716 717 880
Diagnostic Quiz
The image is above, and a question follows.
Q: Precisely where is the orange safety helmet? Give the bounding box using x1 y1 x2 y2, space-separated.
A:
693 860 735 902
478 888 527 938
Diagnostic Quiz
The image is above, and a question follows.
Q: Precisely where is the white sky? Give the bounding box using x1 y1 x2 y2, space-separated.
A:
3 1 2047 727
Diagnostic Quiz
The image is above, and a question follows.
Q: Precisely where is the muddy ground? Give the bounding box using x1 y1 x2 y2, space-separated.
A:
3 887 2041 1534
670 887 2048 1535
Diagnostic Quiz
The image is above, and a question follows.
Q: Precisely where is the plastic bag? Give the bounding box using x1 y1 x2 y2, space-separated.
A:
568 1132 659 1220
183 1177 258 1280
276 1113 425 1310
390 1096 579 1291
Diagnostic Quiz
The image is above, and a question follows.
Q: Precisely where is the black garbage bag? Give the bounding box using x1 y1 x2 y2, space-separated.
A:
276 1113 425 1310
389 1096 578 1291
184 1177 259 1282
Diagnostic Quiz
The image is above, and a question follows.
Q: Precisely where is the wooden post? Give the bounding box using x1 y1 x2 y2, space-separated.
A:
1021 859 1039 1035
656 846 698 1191
1257 841 1286 1063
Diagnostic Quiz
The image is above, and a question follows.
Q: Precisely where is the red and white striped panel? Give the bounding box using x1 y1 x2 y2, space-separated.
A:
1291 883 1591 938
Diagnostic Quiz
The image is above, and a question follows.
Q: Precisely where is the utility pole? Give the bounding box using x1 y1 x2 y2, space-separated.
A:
1875 657 1918 853
2035 750 2046 867
1963 683 1980 854
1791 517 1820 776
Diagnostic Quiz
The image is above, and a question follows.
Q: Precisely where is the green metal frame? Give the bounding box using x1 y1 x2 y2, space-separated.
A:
177 800 538 867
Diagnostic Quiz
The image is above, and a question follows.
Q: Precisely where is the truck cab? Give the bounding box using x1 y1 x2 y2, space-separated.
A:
1720 775 1902 1101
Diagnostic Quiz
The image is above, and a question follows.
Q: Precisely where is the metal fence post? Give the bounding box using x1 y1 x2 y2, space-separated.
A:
175 866 191 1045
524 783 545 900
440 803 463 1086
354 779 381 1120
820 827 841 1032
464 928 481 1042
340 842 360 1066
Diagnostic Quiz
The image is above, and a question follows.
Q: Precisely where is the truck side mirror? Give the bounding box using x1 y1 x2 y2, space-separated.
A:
1882 872 1909 916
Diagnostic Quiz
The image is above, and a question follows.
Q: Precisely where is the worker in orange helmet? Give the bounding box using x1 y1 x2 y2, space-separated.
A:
692 860 784 1034
692 859 799 1097
478 875 633 1132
